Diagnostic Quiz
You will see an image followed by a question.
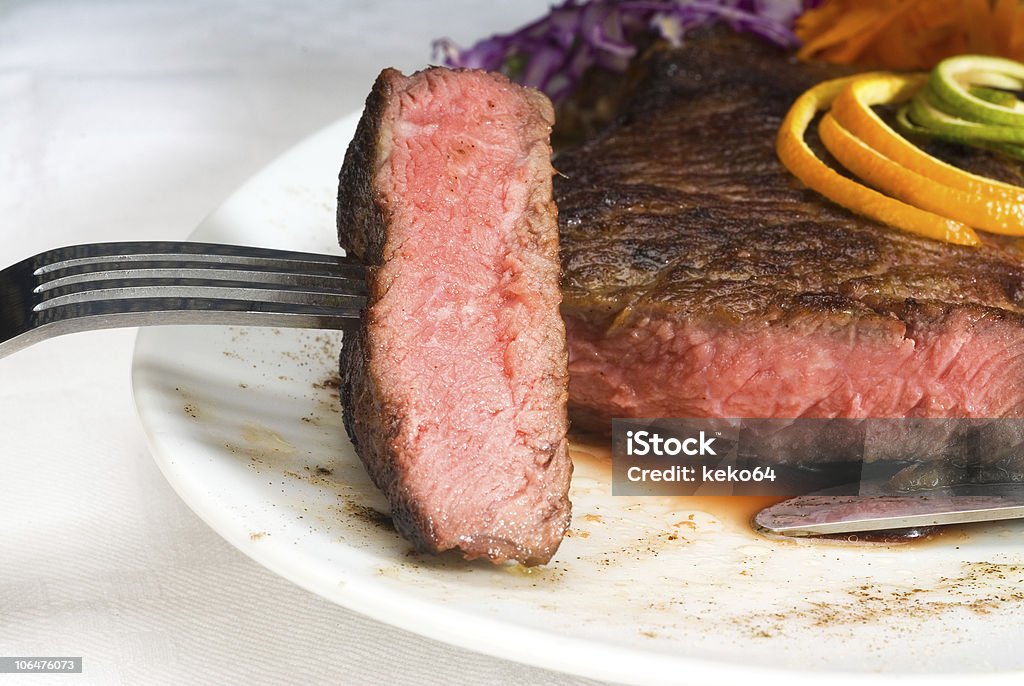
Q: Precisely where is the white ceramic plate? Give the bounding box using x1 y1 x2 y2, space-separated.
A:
132 113 1024 685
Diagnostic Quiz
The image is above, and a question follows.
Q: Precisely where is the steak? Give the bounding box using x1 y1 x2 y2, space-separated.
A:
556 31 1024 443
337 67 571 565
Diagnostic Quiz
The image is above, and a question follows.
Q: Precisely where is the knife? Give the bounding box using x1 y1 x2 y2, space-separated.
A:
754 483 1024 536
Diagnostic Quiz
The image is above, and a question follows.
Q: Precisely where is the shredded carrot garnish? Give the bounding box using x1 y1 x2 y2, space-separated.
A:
796 0 1024 70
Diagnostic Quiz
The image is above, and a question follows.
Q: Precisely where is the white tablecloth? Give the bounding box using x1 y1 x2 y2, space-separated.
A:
0 2 607 683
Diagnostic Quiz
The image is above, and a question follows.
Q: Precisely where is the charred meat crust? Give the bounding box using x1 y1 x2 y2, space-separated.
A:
337 69 413 547
336 67 399 267
557 34 1024 329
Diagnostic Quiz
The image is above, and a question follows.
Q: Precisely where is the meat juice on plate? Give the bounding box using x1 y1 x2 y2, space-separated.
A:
569 435 960 546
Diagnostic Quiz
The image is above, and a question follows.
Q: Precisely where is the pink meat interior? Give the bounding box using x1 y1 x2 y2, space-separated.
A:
567 310 1024 422
370 70 560 549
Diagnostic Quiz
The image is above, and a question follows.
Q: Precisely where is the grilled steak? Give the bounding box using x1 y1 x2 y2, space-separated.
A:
337 67 571 565
556 31 1024 445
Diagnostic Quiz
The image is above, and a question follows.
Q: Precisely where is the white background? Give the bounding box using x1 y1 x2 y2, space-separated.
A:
0 1 610 683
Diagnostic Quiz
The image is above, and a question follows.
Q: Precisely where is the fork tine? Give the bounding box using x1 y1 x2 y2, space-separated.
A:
3 296 359 359
35 278 362 312
39 296 363 323
34 265 367 294
32 241 359 274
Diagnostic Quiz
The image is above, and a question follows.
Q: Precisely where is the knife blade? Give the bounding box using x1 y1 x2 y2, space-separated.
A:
754 484 1024 536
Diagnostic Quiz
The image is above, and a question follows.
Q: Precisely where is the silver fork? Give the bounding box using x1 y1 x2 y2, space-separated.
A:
0 241 367 359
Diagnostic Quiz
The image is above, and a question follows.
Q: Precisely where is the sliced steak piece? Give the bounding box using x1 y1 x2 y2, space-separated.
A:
556 31 1024 449
337 67 571 565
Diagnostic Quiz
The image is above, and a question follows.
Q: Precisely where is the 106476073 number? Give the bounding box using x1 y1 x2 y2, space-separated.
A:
0 657 82 673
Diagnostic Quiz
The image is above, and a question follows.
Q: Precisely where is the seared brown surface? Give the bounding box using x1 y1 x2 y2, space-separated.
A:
337 67 571 565
556 31 1024 434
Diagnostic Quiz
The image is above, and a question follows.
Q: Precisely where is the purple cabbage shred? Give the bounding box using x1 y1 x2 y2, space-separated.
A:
433 0 821 103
